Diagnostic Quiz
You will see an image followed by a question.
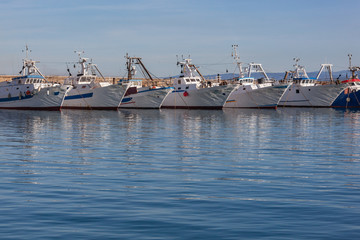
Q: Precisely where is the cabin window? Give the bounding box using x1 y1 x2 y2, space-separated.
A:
178 87 181 90
185 79 190 82
191 79 195 82
196 79 200 82
296 89 300 94
178 80 181 84
308 89 311 91
185 86 189 89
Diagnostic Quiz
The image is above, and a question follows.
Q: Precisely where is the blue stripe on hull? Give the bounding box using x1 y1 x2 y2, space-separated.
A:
121 97 133 103
0 94 33 102
64 92 93 100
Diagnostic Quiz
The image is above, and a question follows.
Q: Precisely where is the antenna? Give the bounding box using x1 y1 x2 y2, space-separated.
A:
74 50 85 59
231 44 244 78
348 53 352 68
232 44 239 61
293 58 301 68
22 45 32 59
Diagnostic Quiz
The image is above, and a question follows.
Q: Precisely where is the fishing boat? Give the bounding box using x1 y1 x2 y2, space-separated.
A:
278 59 347 107
0 47 69 110
118 54 173 109
224 45 289 108
62 52 129 110
331 54 360 108
161 58 238 109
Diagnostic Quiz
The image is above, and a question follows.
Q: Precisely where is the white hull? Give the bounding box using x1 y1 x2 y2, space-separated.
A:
119 87 173 109
278 83 346 107
161 84 238 109
224 84 288 108
62 84 128 110
0 85 68 110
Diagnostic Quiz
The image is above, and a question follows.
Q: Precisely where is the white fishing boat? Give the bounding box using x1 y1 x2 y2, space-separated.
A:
161 58 238 109
62 52 129 110
118 54 173 109
0 47 69 110
278 59 347 107
224 45 289 108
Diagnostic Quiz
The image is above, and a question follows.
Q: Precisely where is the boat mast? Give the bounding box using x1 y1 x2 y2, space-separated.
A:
190 64 206 82
20 45 47 81
232 44 244 78
248 63 270 81
316 64 333 82
348 54 360 79
293 58 309 79
125 54 154 81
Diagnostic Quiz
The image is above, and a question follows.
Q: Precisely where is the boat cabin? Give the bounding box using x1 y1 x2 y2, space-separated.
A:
235 77 255 85
174 76 202 90
293 77 317 85
12 75 45 85
173 58 205 90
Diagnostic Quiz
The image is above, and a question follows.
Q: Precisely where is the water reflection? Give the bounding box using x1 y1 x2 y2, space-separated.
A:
1 108 360 182
1 108 360 240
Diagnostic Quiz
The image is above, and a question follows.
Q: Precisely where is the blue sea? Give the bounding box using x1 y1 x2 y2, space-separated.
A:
0 108 359 239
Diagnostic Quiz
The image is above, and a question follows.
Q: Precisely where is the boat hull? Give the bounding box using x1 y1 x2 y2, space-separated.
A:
161 84 238 109
278 83 346 107
119 87 173 109
0 85 68 110
62 84 128 110
224 84 288 108
331 87 360 108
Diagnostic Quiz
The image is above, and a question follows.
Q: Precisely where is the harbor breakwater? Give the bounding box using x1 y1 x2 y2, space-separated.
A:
0 75 224 87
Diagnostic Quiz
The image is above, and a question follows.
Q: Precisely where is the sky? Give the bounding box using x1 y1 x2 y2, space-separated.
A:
0 0 359 78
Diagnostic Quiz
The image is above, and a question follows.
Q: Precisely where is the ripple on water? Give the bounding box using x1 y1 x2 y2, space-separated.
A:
0 109 359 239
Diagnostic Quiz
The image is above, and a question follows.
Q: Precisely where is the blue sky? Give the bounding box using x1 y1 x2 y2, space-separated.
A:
0 0 359 77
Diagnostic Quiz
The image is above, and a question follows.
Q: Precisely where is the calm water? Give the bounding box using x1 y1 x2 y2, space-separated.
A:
0 108 359 239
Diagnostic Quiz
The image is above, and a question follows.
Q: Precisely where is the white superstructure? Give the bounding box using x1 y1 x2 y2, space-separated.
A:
0 46 69 110
278 59 346 107
119 54 173 109
62 52 128 110
161 58 238 109
224 45 289 108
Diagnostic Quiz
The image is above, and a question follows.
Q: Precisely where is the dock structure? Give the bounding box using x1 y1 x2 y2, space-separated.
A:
0 75 223 87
